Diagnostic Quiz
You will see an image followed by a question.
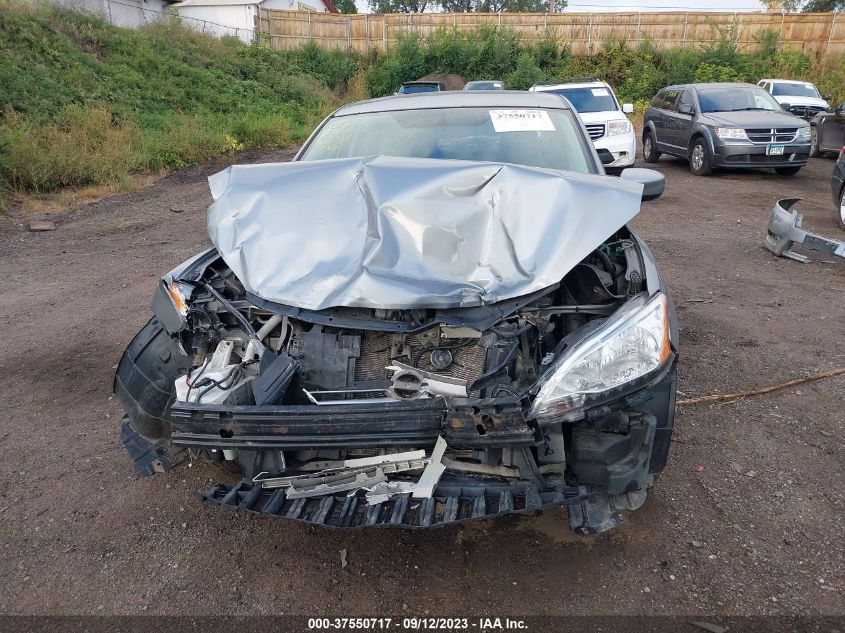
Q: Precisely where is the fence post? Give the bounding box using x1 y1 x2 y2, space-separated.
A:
586 13 592 53
544 12 547 33
383 15 388 51
682 12 688 47
365 13 369 50
498 12 502 31
453 13 456 28
347 14 351 51
107 0 113 23
733 12 739 47
827 12 837 56
308 11 312 41
636 12 641 45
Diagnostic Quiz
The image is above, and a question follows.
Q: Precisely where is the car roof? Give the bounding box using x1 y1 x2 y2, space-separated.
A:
534 81 607 90
759 78 813 84
663 82 762 91
334 91 573 116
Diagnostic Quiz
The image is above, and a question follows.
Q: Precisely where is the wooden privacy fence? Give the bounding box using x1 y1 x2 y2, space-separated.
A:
257 10 845 56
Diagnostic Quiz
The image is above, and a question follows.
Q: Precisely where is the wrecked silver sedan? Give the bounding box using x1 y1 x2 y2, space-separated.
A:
115 92 678 533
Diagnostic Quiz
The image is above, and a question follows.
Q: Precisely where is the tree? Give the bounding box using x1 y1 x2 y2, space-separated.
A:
438 0 564 11
335 0 358 12
368 0 430 12
802 0 845 10
763 0 845 10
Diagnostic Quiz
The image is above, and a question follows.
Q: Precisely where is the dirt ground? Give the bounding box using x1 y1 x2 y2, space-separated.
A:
0 149 842 622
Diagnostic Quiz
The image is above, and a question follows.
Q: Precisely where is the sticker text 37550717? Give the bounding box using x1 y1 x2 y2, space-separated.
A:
489 109 556 133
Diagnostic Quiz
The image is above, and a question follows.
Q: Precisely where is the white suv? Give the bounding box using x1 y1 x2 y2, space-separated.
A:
530 79 636 168
757 79 830 120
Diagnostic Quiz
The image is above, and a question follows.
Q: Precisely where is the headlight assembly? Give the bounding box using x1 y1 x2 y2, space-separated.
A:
715 127 748 141
797 126 811 140
152 279 194 334
530 293 671 423
607 119 632 136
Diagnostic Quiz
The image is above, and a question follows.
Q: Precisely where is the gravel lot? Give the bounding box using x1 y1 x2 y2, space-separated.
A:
0 150 842 624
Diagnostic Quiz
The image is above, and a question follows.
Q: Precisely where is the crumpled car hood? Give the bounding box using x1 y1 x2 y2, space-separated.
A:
207 156 643 311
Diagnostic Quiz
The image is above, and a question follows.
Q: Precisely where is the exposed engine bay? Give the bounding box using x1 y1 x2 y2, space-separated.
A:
175 232 646 412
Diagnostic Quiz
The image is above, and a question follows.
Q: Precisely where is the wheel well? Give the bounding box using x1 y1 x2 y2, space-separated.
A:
642 127 654 141
688 133 707 157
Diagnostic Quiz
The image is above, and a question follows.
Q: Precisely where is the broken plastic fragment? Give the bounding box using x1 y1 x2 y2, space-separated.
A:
412 436 447 499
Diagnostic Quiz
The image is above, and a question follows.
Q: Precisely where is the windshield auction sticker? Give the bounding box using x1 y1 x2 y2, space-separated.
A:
489 109 556 132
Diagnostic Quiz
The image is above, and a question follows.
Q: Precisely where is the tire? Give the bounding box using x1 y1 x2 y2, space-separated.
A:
114 317 190 442
689 137 713 176
775 166 802 176
643 131 660 163
809 126 820 158
839 186 845 230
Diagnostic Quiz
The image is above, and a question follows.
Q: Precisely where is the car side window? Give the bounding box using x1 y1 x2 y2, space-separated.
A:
651 90 667 109
663 89 681 111
677 90 695 113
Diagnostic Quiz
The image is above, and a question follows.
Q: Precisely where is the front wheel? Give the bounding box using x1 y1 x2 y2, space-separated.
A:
809 126 820 158
689 138 713 176
775 166 802 176
643 132 661 163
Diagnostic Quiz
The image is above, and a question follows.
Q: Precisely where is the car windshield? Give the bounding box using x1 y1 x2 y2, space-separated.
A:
697 86 783 112
541 87 618 113
771 82 820 98
400 84 439 94
466 81 504 90
300 107 592 173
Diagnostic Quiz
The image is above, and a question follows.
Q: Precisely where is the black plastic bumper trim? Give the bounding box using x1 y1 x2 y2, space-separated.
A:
201 476 592 529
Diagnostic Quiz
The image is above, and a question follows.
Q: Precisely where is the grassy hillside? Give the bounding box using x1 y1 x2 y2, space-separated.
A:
0 2 359 207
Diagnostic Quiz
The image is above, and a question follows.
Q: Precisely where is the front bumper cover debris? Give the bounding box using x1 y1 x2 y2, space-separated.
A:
765 198 845 263
200 474 639 533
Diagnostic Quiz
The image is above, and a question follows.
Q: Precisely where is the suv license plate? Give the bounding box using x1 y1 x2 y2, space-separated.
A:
768 144 785 156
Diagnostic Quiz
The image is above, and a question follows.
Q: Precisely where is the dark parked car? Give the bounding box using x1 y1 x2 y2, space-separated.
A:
397 81 446 94
830 148 845 229
810 102 845 158
115 92 676 534
643 82 811 176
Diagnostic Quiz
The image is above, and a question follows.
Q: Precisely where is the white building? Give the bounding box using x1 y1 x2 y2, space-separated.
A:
54 0 171 28
172 0 337 42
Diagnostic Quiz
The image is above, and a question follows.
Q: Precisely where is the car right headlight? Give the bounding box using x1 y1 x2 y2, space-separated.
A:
715 127 749 141
607 119 632 136
529 293 671 424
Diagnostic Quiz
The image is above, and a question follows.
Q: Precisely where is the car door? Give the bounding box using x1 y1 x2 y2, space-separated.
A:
818 102 845 152
665 89 696 150
652 89 680 152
